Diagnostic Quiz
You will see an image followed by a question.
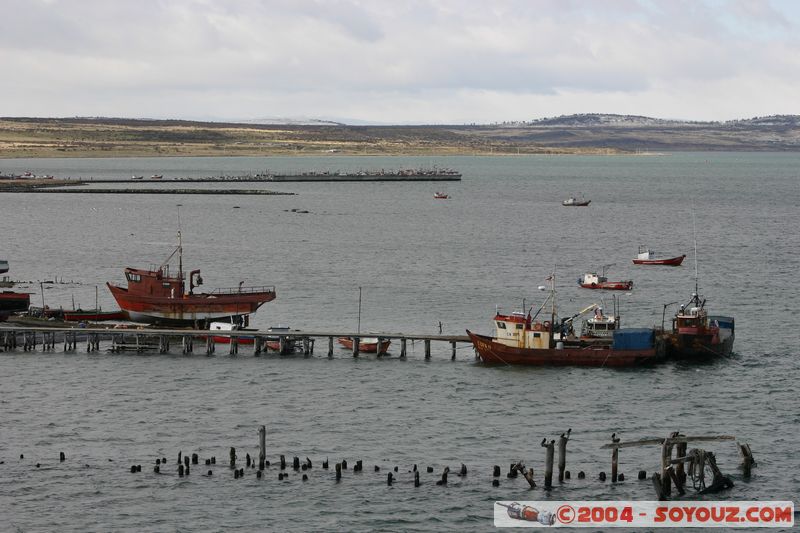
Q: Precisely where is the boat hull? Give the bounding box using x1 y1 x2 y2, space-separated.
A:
467 330 661 367
632 255 686 266
663 316 735 359
579 281 633 290
337 337 391 354
107 283 276 325
62 310 127 321
0 291 30 321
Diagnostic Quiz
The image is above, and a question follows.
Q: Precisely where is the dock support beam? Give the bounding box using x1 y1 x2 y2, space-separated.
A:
558 429 571 483
451 341 457 360
352 337 359 357
424 339 431 359
328 337 334 357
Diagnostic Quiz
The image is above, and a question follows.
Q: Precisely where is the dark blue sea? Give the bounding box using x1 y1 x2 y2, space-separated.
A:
1 153 798 531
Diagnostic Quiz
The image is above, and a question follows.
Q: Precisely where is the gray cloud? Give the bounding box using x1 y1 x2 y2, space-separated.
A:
2 0 799 123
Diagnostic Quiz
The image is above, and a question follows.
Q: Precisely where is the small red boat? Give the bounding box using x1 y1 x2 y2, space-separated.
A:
578 268 633 291
63 309 127 321
433 192 449 199
337 336 391 354
107 232 276 325
632 245 685 266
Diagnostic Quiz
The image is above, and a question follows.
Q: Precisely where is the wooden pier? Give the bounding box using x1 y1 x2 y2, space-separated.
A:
0 326 471 359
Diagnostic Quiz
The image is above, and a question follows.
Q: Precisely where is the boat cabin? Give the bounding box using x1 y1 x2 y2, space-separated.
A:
580 272 607 286
124 266 186 298
636 245 655 261
580 308 619 339
493 311 554 349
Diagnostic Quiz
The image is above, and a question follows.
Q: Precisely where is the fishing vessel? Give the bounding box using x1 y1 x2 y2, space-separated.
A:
661 220 734 358
433 191 450 199
467 275 663 367
562 197 591 206
337 336 391 354
578 265 633 291
107 232 276 325
633 245 686 266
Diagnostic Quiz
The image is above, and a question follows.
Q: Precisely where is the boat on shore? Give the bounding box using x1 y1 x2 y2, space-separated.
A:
467 276 663 367
107 232 276 325
62 309 127 322
337 336 391 354
0 291 31 321
633 245 686 266
562 197 591 206
578 266 633 291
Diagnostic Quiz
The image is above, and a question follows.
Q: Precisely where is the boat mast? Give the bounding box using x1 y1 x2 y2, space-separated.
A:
357 286 362 334
691 204 699 308
549 268 556 348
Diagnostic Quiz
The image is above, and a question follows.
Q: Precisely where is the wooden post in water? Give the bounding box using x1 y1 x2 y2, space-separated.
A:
451 341 457 360
542 438 555 489
558 429 571 483
328 336 334 357
660 437 671 497
738 442 754 478
258 425 266 470
302 337 310 355
610 433 621 482
676 438 688 486
400 338 407 358
352 337 360 357
424 339 431 359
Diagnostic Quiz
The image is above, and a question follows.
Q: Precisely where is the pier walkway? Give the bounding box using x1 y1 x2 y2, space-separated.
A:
0 326 473 359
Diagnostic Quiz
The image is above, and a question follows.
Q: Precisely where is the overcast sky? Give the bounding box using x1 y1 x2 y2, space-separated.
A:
2 0 799 124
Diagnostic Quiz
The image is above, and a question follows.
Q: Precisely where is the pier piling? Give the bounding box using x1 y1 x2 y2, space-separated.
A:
542 439 555 489
258 425 266 470
558 429 571 483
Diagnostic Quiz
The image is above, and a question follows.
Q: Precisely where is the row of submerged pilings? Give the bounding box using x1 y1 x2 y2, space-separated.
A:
4 427 756 500
0 327 470 359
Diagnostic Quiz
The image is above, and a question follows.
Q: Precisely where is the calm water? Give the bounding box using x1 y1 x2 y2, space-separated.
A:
1 153 798 531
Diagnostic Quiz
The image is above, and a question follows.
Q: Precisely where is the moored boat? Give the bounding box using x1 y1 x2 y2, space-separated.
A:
201 321 256 345
662 291 734 359
578 267 633 291
150 174 163 179
337 336 391 354
265 325 298 353
467 275 663 367
632 245 686 266
107 232 276 325
433 191 449 199
562 197 591 206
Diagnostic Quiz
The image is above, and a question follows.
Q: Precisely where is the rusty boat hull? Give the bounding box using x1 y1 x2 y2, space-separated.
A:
467 330 662 367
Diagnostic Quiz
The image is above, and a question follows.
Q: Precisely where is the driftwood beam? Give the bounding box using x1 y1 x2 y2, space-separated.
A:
601 435 735 449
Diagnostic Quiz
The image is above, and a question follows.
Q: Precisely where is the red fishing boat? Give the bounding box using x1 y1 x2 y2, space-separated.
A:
578 265 633 291
632 245 686 266
433 192 449 199
107 232 276 325
0 291 31 321
467 275 663 367
337 336 391 354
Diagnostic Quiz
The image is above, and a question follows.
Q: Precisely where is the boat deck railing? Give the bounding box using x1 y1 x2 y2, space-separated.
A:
209 285 276 295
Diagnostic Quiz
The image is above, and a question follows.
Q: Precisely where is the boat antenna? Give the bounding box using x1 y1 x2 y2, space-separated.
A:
177 205 183 287
357 286 362 334
691 201 699 307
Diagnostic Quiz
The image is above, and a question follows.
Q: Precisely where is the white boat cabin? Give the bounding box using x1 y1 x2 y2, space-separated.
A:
580 272 607 286
493 311 555 349
580 308 619 338
637 245 655 260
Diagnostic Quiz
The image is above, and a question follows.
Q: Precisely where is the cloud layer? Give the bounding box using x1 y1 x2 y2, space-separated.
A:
2 0 799 123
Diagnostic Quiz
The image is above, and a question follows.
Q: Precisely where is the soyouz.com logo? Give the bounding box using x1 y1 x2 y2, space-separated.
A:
494 501 795 527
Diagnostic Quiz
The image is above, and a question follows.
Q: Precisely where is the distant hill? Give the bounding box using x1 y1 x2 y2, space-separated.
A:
1 114 800 157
